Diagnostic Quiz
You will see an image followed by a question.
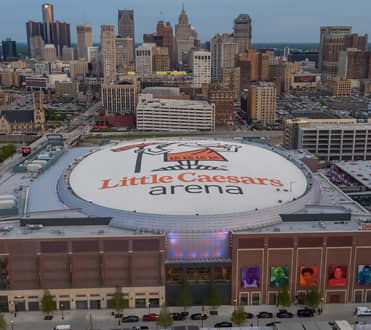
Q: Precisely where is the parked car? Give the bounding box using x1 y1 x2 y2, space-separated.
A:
297 309 314 317
265 321 281 327
244 312 254 319
143 313 159 321
214 321 232 328
191 313 208 320
180 311 189 318
171 312 186 321
257 312 273 319
122 315 139 322
276 310 293 318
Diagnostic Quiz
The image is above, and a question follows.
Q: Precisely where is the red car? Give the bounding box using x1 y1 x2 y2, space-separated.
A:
143 313 159 321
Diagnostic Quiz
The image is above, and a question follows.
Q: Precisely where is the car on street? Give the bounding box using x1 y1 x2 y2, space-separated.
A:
143 313 159 321
276 310 293 318
180 311 189 318
244 312 254 319
214 322 233 328
257 311 273 319
122 315 139 322
171 312 186 321
266 321 281 327
297 308 314 317
190 313 208 320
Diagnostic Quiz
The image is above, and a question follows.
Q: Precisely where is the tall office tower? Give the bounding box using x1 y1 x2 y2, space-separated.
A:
222 67 240 101
344 33 368 51
152 46 170 72
247 81 276 125
62 46 75 61
175 6 198 67
337 49 371 80
26 21 43 57
116 36 134 74
157 21 174 69
30 35 44 59
118 10 134 38
143 34 163 47
43 44 57 62
319 26 352 81
41 3 54 43
211 33 239 81
2 38 17 61
233 14 252 53
52 21 71 56
77 24 93 60
269 62 301 93
87 46 100 74
135 43 154 76
190 50 211 88
101 25 117 84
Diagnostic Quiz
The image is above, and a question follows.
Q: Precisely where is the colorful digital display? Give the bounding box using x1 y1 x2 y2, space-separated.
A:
328 265 347 287
270 266 289 288
358 265 371 286
241 267 260 288
299 266 319 287
294 75 316 83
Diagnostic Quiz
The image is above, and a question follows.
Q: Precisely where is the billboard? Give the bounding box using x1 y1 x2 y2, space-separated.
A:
294 75 316 83
270 266 289 288
328 265 347 287
299 266 319 287
358 265 371 286
241 267 260 288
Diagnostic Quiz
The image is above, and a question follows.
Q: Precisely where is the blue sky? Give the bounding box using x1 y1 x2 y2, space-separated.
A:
1 0 371 43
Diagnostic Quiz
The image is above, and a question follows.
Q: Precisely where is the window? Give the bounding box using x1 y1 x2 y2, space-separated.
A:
186 267 210 282
252 293 260 305
240 295 248 305
149 298 159 307
166 268 182 283
135 298 146 308
215 266 231 281
354 291 363 303
367 291 371 303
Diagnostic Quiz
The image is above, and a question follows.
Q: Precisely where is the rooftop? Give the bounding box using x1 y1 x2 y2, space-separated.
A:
334 160 371 190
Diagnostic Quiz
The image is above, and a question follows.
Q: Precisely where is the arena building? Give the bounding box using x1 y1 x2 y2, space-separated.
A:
0 139 370 312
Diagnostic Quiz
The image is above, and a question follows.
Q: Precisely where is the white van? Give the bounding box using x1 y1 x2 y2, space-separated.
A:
356 306 371 316
53 325 71 330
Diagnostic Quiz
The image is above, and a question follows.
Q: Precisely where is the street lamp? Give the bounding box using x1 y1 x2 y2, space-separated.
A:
10 320 14 330
147 301 151 314
60 303 64 320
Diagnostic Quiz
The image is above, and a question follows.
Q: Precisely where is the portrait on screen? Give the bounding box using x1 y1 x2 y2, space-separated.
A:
270 266 289 288
328 265 347 287
358 265 371 286
299 266 319 287
241 267 260 288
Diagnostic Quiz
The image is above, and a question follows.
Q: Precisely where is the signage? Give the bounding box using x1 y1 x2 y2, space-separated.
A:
21 147 31 157
294 75 316 83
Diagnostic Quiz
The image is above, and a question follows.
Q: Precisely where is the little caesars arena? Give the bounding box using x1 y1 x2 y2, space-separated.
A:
1 139 371 312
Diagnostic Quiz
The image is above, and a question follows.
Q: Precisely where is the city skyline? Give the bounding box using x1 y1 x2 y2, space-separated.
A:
1 0 371 43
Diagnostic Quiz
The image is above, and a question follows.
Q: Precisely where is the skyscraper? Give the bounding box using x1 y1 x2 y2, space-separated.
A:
135 43 154 76
116 36 134 74
191 50 211 88
30 35 44 59
41 3 54 44
233 14 252 53
101 25 117 84
2 38 17 61
77 24 93 60
157 21 174 69
118 10 134 39
211 33 239 81
26 21 43 57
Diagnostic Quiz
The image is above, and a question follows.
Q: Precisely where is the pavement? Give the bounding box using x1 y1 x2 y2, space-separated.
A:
3 304 371 330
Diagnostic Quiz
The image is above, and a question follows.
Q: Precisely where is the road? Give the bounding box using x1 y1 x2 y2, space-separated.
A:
3 304 371 330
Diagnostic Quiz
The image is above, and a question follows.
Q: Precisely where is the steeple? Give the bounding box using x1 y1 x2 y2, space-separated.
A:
179 4 188 25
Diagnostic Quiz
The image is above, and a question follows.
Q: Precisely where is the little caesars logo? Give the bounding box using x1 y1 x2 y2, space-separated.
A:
99 142 284 196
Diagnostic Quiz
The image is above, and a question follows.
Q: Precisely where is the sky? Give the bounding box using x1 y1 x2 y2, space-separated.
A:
1 0 371 43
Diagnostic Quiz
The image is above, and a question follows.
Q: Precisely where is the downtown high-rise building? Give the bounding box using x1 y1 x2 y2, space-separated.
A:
156 21 174 69
210 33 239 81
101 25 117 84
77 24 93 60
118 10 134 39
135 43 154 76
116 36 135 74
190 50 211 88
1 38 18 61
233 14 252 53
41 3 54 43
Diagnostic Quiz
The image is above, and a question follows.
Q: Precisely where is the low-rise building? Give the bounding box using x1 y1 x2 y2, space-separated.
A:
55 81 79 100
207 82 234 127
329 78 352 97
136 93 215 131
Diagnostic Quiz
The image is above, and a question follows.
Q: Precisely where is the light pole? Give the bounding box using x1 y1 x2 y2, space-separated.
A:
147 301 151 314
10 320 14 330
60 303 64 320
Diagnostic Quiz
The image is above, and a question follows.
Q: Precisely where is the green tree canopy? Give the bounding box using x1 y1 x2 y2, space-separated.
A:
40 290 56 316
231 306 246 326
156 303 173 329
207 285 223 310
277 287 291 309
112 286 126 314
306 286 322 309
176 283 193 311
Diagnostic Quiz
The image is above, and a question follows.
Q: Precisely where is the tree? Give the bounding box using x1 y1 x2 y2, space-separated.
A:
306 287 322 309
231 306 246 326
176 283 193 311
40 290 56 316
0 313 6 330
206 285 222 310
112 286 126 315
277 287 291 309
156 303 173 329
